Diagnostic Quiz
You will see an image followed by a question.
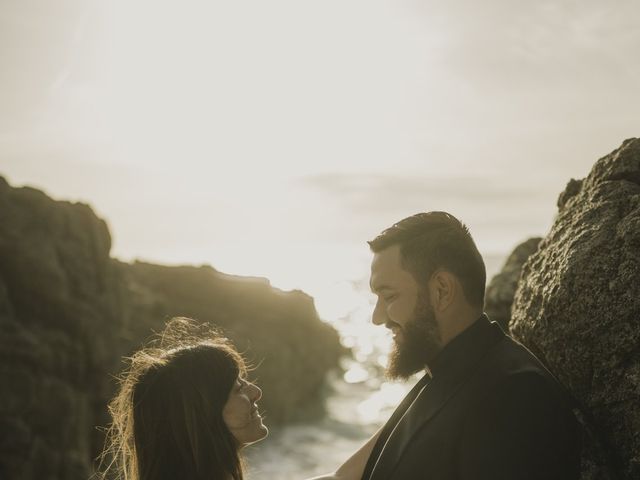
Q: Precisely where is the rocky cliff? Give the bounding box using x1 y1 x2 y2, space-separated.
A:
0 176 343 480
487 138 640 479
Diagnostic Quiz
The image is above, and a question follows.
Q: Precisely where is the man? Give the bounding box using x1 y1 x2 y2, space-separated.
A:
361 211 581 480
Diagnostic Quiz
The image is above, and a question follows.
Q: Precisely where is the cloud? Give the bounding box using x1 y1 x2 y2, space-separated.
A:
303 172 549 208
298 171 561 256
301 172 557 231
407 0 640 91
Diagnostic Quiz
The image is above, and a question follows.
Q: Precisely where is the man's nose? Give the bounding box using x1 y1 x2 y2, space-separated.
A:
372 299 386 326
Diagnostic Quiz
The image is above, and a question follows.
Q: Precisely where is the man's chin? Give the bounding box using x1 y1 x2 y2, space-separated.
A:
385 364 424 381
385 294 441 380
385 346 427 380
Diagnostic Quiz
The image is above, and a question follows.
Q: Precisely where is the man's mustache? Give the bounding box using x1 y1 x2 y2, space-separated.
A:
385 321 401 330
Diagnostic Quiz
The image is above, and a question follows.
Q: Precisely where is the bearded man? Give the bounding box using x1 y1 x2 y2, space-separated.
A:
361 211 581 480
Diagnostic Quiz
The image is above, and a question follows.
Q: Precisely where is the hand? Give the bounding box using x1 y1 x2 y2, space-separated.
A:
302 428 382 480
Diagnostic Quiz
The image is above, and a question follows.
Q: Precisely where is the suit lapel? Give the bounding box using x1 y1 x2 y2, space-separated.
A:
367 318 505 480
361 374 431 480
367 374 459 480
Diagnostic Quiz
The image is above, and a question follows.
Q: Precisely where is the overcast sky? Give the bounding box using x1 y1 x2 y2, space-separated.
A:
1 0 639 319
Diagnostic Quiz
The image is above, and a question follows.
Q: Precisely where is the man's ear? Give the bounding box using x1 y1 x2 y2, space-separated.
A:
428 270 456 312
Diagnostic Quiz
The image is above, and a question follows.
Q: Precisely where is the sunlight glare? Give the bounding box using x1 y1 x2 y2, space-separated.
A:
356 382 412 424
343 364 369 384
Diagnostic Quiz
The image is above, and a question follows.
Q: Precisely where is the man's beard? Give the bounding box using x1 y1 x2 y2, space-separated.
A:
386 291 442 380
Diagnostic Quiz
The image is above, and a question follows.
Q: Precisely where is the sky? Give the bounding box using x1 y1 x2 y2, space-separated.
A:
1 0 639 323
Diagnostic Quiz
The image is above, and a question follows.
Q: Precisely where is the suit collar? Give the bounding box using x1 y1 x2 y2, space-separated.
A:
367 315 505 480
430 313 504 378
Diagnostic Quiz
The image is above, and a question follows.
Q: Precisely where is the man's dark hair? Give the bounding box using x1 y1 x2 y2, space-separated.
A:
368 211 486 308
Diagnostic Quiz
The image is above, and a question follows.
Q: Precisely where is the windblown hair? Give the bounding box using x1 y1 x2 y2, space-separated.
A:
98 317 247 480
368 211 486 308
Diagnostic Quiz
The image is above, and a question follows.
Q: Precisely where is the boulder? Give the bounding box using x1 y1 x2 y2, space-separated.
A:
510 138 640 480
0 178 121 480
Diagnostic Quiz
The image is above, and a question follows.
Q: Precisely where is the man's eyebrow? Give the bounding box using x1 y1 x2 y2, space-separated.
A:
370 284 394 294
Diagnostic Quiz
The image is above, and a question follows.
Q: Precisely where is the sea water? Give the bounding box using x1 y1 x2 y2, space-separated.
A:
245 372 416 479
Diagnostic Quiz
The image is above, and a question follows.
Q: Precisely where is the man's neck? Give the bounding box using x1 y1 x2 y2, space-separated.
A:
437 306 483 349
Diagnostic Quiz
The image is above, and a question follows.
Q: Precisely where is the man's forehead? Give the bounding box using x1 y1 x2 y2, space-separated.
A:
371 244 402 270
370 245 403 290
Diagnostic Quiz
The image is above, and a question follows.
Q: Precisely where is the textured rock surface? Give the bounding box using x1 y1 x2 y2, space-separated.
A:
0 176 343 480
0 177 122 480
484 237 541 330
510 138 640 480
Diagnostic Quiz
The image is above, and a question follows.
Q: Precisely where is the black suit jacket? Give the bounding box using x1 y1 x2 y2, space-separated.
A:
361 315 581 480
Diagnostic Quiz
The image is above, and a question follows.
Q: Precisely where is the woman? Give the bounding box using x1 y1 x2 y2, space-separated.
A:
100 317 267 480
100 317 377 480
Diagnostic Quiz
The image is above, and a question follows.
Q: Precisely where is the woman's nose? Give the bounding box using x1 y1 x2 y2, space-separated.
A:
250 383 262 402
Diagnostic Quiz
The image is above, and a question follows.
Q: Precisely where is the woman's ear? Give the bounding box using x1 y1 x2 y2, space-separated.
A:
428 270 456 312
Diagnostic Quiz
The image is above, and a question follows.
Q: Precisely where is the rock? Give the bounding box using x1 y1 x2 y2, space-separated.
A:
0 178 122 480
0 176 343 480
557 178 584 209
510 138 640 480
484 237 542 330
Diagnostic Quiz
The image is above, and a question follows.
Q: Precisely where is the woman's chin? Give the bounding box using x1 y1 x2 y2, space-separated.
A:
239 425 269 448
255 424 269 442
257 424 269 440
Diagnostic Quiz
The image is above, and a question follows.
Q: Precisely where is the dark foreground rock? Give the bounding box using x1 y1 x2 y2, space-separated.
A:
510 138 640 480
484 237 541 330
0 176 343 480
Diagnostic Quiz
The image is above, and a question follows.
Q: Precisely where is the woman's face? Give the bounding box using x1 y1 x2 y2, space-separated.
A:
222 377 268 446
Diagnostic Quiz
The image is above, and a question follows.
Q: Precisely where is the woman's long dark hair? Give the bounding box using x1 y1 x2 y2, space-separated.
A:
99 317 247 480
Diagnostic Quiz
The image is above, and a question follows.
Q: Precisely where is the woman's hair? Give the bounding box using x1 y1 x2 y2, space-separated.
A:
98 317 248 480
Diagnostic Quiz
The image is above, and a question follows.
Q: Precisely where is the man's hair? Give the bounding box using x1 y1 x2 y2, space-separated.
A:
368 211 486 308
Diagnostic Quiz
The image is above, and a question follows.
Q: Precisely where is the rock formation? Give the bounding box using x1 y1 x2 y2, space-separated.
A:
484 237 541 330
510 138 640 480
0 176 343 480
